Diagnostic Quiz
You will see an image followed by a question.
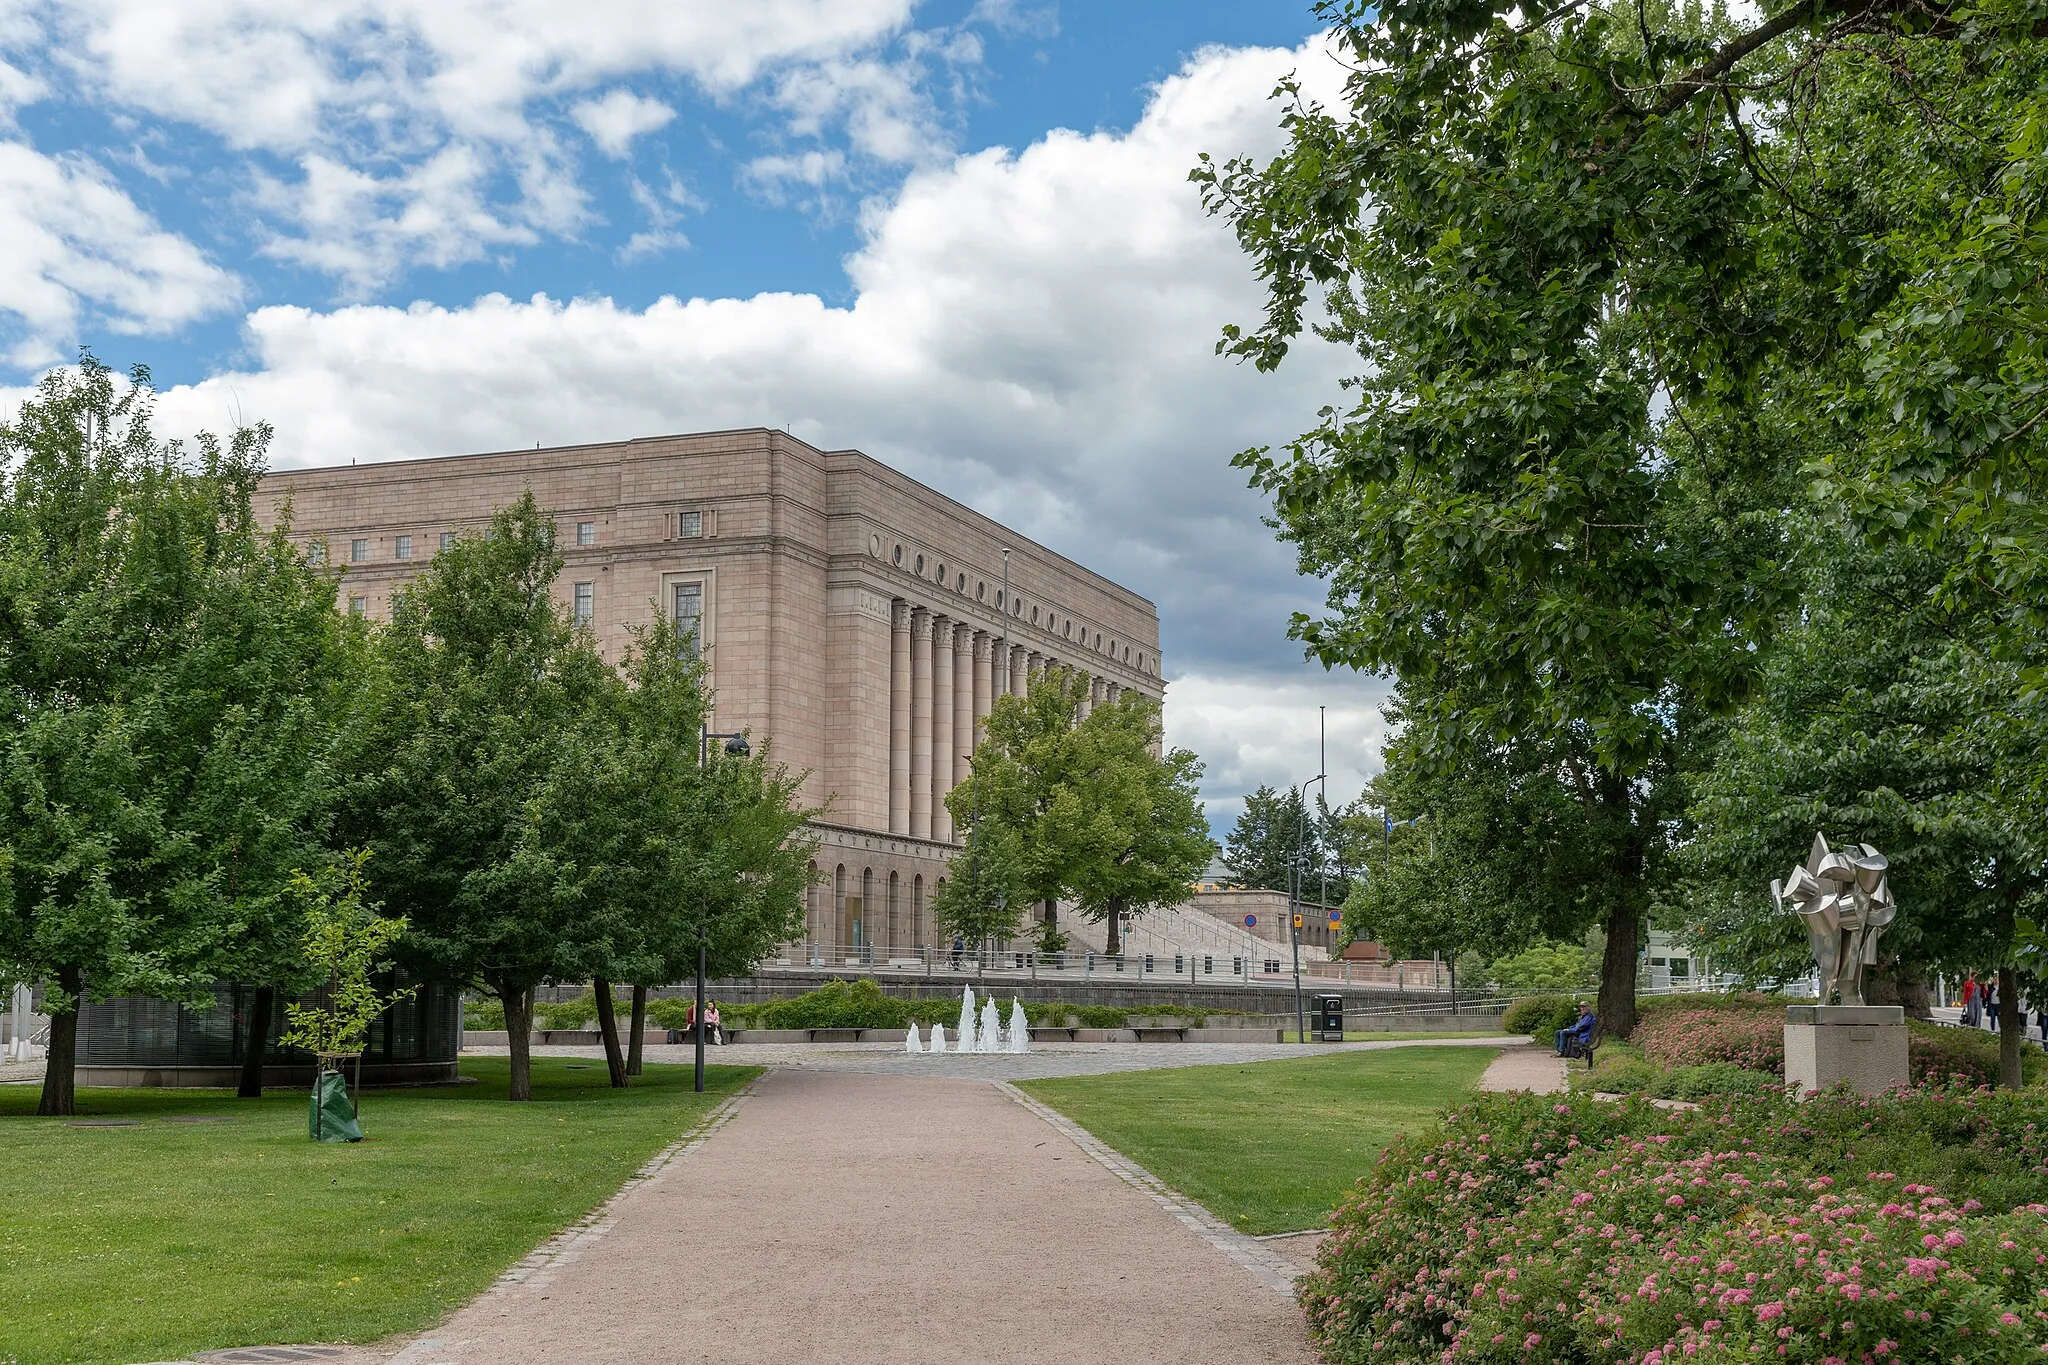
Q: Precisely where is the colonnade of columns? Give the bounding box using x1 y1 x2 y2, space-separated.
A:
888 600 1130 841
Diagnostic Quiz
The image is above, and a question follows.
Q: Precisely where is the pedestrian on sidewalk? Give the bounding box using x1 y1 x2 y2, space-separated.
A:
1987 980 2001 1031
950 934 965 971
1961 974 1982 1028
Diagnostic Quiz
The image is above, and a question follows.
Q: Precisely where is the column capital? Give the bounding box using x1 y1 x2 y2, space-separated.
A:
972 631 993 661
911 606 933 639
892 599 911 630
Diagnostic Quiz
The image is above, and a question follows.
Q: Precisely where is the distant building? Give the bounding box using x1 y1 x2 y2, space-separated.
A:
259 427 1162 957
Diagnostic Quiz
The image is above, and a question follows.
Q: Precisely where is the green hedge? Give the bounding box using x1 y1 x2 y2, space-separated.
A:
1499 993 1581 1039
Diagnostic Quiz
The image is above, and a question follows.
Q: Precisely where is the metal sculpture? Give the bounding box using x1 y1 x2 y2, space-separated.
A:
1771 833 1896 1006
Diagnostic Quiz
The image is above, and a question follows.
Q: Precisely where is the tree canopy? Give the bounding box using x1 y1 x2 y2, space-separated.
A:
1197 0 2048 1036
944 670 1213 955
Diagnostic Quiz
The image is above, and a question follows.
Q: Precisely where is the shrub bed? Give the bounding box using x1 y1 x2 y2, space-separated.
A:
1501 994 1581 1041
1302 1084 2048 1365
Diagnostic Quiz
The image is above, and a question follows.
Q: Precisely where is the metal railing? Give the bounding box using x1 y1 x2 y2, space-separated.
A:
762 940 1362 988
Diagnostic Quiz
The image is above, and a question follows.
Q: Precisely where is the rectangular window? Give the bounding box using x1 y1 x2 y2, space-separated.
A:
440 531 457 551
394 535 412 560
350 538 368 563
347 596 368 616
576 521 595 547
678 510 703 539
673 582 702 658
573 581 594 626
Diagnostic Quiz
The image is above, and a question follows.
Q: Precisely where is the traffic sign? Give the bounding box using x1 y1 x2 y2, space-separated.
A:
1244 914 1257 928
1293 913 1304 928
1328 911 1342 923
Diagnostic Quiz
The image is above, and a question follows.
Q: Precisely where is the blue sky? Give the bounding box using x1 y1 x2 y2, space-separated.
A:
0 0 1391 834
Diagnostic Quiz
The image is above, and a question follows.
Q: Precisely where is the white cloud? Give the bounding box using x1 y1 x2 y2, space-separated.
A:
132 37 1378 796
571 89 676 159
1164 672 1394 837
8 1 925 285
0 142 238 366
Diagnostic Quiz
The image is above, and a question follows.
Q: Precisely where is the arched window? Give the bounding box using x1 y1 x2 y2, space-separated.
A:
860 868 875 949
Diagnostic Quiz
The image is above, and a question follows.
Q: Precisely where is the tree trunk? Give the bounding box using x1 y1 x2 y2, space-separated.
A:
593 977 628 1088
1865 960 1932 1019
627 984 648 1077
499 981 535 1102
1104 897 1124 955
1997 965 2024 1090
237 985 275 1098
1597 900 1640 1042
36 965 81 1117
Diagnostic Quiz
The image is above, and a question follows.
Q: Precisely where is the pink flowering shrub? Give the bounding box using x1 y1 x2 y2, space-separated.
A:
1634 1006 1785 1074
1301 1085 2048 1365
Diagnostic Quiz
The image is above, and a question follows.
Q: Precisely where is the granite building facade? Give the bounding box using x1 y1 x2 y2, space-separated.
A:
258 428 1163 957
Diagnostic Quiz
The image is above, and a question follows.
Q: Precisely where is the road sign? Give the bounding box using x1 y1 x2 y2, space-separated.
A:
1328 911 1342 923
1293 913 1304 928
1244 914 1257 928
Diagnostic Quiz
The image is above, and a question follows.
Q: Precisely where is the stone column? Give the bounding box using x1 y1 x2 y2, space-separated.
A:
972 632 993 746
932 618 955 844
910 608 934 840
953 625 975 815
1027 651 1044 686
1009 644 1028 697
889 601 910 835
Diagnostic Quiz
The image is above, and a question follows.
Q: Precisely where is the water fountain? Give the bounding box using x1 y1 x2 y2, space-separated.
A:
978 996 1001 1053
1008 997 1029 1053
957 985 978 1052
929 1022 947 1053
904 1021 923 1053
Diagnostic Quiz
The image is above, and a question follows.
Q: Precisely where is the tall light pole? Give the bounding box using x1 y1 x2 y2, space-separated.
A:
694 726 749 1094
1294 747 1328 1045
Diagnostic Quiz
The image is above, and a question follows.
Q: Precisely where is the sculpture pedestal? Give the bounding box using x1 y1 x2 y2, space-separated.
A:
1784 1005 1908 1096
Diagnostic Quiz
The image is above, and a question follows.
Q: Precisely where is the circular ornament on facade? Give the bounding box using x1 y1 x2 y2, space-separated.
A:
893 544 904 565
936 561 945 582
870 534 881 556
915 554 925 574
977 582 986 601
957 572 966 592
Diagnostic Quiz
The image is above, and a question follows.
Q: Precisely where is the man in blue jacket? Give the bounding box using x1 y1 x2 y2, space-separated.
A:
1555 1002 1597 1056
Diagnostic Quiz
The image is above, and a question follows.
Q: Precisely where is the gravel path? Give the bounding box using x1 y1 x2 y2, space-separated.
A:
472 1033 1523 1082
349 1068 1321 1365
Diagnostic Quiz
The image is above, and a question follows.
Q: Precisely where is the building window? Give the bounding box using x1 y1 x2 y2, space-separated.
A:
1031 605 1040 625
440 531 457 551
977 582 985 601
994 589 1003 609
576 521 595 547
956 572 965 592
347 596 367 616
1012 598 1021 616
893 544 903 565
350 538 368 563
674 582 703 659
935 562 945 583
914 554 925 575
1062 619 1071 639
678 511 703 539
573 581 594 625
394 535 412 560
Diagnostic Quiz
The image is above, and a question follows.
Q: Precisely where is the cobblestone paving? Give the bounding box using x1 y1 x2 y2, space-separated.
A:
470 1033 1524 1082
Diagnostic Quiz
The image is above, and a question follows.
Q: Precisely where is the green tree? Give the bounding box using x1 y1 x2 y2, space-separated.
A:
0 358 355 1114
1341 683 1657 1005
930 818 1029 947
276 852 414 1059
1486 941 1597 993
946 669 1213 955
1223 785 1310 893
341 494 613 1102
1677 533 2045 1081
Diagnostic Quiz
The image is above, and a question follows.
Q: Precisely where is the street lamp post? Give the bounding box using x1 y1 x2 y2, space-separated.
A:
694 726 750 1094
1294 759 1328 1045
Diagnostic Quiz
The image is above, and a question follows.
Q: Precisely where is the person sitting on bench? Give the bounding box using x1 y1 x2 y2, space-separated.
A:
1555 1002 1597 1057
684 1001 724 1046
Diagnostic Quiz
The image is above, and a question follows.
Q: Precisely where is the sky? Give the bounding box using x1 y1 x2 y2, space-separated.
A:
0 0 1393 839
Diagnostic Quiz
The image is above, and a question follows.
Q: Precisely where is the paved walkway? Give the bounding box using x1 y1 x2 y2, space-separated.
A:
352 1069 1320 1365
1477 1045 1566 1095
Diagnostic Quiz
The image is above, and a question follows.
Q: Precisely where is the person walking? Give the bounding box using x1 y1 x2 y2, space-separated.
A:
949 934 965 971
1961 974 1982 1028
1986 979 2001 1032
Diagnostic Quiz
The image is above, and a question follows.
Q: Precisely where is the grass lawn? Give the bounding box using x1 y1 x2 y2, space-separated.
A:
0 1057 757 1365
1020 1046 1494 1235
1276 1030 1513 1043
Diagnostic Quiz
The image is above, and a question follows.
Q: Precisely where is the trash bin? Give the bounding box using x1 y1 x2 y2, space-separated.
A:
1312 994 1345 1042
